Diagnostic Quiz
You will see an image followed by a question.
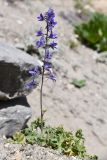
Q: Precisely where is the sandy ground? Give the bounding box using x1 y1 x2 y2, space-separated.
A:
92 0 107 13
0 0 107 159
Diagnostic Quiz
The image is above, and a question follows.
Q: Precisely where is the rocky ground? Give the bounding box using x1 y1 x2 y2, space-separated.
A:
0 0 107 159
92 0 107 13
0 137 79 160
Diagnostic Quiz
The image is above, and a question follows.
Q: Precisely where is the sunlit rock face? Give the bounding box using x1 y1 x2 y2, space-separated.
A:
0 43 41 100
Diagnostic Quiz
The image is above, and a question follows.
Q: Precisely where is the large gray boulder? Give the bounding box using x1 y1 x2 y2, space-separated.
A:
0 97 31 136
0 43 41 100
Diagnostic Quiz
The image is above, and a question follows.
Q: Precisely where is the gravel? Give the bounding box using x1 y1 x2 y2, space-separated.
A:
0 137 81 160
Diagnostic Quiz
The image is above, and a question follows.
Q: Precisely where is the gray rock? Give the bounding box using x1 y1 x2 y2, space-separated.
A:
96 52 107 64
60 11 93 26
0 43 41 100
0 96 31 136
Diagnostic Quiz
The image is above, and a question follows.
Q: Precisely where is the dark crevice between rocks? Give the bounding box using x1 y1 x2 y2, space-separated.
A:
0 96 30 109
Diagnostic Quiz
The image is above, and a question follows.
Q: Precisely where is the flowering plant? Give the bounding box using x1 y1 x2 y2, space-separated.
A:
27 8 57 131
12 9 98 160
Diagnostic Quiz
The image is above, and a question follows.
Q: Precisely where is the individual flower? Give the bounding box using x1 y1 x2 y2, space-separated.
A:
49 19 57 27
48 72 56 81
44 62 52 71
47 8 55 20
36 36 45 48
29 66 41 77
45 49 52 61
47 19 57 31
36 28 43 36
49 32 57 39
49 41 57 49
26 80 37 89
37 13 44 21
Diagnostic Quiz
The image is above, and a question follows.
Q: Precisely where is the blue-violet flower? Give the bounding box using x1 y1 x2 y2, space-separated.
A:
36 28 43 36
27 8 57 89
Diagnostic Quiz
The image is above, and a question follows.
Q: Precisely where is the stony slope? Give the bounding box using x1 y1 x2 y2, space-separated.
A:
0 0 107 159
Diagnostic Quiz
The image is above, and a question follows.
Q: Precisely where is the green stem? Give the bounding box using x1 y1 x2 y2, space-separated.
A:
40 22 49 132
40 65 45 132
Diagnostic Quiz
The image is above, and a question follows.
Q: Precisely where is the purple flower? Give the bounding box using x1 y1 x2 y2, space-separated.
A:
26 80 37 89
37 13 44 21
47 8 55 20
50 19 57 27
49 41 57 49
49 32 57 39
48 72 56 81
36 28 43 36
27 8 57 92
29 66 41 76
44 62 52 70
45 49 52 61
47 20 57 31
36 36 45 48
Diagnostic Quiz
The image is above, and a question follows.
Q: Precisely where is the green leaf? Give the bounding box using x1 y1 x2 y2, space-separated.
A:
12 132 25 144
75 12 107 52
72 79 86 88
